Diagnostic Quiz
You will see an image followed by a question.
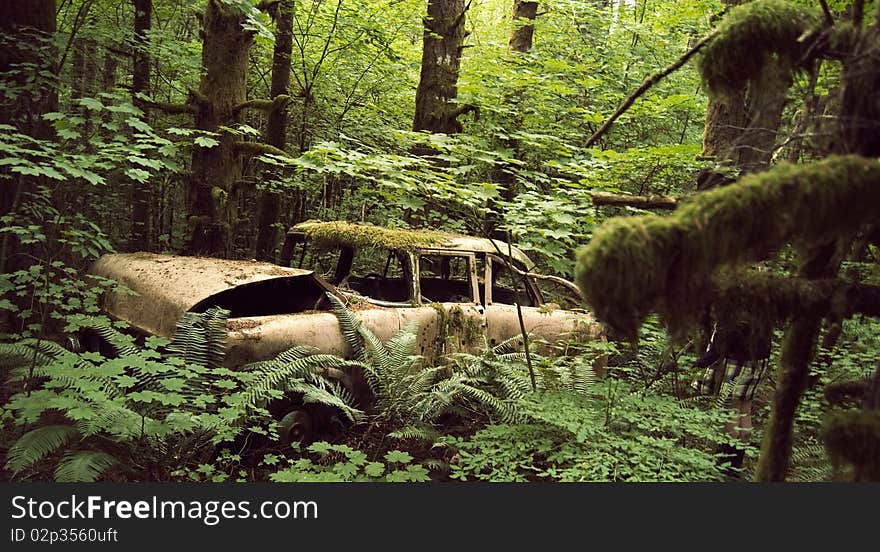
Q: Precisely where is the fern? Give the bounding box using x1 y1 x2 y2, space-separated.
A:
5 425 80 474
237 350 365 423
325 294 533 439
166 307 229 369
54 451 119 483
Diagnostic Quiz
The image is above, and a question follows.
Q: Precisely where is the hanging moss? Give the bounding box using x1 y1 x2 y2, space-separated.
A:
574 155 880 339
291 220 452 252
822 409 880 481
698 0 820 99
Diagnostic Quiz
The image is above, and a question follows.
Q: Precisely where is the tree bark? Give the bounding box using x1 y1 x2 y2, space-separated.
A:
130 0 152 251
755 241 846 481
413 0 469 134
185 0 254 257
254 0 294 262
508 1 537 52
698 0 790 188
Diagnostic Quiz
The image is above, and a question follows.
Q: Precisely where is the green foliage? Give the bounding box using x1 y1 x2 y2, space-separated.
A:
327 294 526 436
1 309 358 481
444 383 737 482
269 442 430 482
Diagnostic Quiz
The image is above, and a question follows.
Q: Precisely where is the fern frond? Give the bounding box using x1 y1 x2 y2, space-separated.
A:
0 342 55 372
75 319 140 357
388 425 438 442
492 335 526 355
239 353 355 409
6 425 80 474
54 451 119 482
76 402 145 439
288 381 364 423
167 308 229 369
327 293 368 361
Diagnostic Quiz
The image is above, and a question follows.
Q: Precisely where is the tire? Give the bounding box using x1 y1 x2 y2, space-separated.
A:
277 409 314 446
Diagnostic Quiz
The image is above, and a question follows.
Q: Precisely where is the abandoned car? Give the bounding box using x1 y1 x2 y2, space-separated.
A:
89 223 603 441
92 222 602 369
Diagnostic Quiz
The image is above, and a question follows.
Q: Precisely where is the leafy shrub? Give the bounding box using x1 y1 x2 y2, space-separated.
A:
2 309 360 482
443 383 740 482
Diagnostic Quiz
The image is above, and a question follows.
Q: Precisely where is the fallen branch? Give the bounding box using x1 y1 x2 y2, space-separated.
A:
589 192 679 210
585 29 719 148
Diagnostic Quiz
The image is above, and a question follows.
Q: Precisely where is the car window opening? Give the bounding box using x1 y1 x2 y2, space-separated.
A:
336 247 411 304
490 260 536 307
419 254 474 304
188 276 331 317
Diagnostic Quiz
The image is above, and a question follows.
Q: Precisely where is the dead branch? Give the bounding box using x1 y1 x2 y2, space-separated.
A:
589 192 679 210
585 29 719 148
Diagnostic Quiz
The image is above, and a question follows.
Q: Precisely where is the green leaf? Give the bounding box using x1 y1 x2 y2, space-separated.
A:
125 168 151 183
194 136 220 148
384 450 413 464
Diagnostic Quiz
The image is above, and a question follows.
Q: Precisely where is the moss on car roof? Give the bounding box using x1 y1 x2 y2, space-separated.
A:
288 220 535 268
290 220 450 251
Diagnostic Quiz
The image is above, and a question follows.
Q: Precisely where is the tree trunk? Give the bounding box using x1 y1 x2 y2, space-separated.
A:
0 0 57 273
254 0 294 262
413 0 469 134
130 0 152 251
185 0 254 257
508 1 537 52
485 0 536 237
697 0 791 188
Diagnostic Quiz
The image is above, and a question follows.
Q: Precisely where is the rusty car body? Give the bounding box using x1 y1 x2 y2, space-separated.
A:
91 222 603 369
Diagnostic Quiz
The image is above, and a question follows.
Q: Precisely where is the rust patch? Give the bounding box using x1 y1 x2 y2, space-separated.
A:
227 319 263 331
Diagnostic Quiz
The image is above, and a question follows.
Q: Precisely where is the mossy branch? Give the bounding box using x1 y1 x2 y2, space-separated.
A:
574 155 880 338
234 141 290 158
148 100 196 115
233 95 290 115
712 270 880 326
698 0 821 100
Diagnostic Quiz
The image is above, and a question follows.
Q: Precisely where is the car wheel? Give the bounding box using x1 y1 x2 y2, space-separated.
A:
277 409 314 446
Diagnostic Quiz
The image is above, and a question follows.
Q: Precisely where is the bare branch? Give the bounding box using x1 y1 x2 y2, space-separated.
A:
585 29 719 149
819 0 834 26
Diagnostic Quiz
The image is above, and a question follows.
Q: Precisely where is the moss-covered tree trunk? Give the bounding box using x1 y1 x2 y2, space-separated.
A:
755 243 844 481
413 0 469 134
184 0 253 257
130 0 152 251
699 0 789 187
756 12 880 482
254 0 294 262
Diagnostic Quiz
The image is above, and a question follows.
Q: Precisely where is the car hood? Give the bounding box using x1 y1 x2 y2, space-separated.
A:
91 253 331 338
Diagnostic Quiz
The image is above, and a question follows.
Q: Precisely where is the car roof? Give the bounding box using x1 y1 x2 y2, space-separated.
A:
288 220 535 269
90 253 317 337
